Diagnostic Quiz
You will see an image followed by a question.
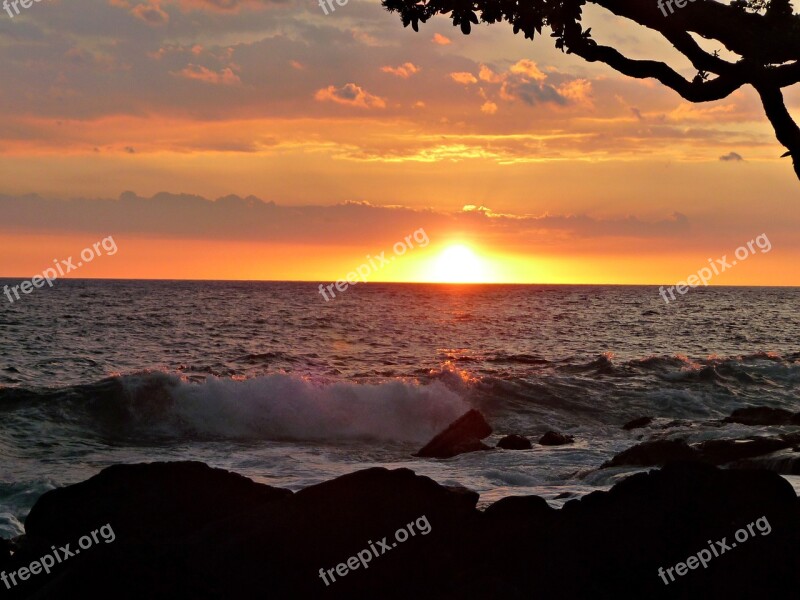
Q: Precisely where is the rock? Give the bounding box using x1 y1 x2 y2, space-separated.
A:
414 409 493 458
724 406 800 426
6 461 800 599
694 436 793 465
0 537 11 570
480 462 800 598
603 433 800 470
24 461 292 548
17 465 480 599
538 431 575 446
496 434 532 450
661 419 691 429
602 439 699 468
732 450 800 475
484 495 553 521
622 416 653 430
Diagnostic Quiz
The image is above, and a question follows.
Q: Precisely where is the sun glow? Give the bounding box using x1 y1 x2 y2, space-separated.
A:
426 244 490 283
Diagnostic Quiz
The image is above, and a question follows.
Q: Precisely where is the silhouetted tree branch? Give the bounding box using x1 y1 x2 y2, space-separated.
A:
382 0 800 181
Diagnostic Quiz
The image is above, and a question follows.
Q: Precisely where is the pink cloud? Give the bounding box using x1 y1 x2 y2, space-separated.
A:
314 83 386 109
450 72 477 85
175 64 241 85
432 33 452 45
381 63 421 79
131 1 169 25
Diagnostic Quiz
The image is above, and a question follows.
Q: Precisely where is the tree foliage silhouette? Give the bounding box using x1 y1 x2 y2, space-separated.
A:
382 0 800 181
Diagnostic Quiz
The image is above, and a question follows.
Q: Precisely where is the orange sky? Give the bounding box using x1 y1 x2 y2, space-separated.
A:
0 0 798 284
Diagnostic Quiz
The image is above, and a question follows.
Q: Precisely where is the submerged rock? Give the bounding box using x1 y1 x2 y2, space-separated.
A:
695 436 795 465
724 406 800 426
732 450 800 475
414 409 493 458
622 416 653 430
538 431 574 446
496 434 532 450
604 433 800 471
602 439 699 468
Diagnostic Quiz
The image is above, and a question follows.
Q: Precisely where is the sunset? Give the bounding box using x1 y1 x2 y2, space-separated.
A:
1 0 799 598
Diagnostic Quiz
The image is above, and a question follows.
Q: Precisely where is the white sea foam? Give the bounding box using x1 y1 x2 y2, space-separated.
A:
122 373 471 443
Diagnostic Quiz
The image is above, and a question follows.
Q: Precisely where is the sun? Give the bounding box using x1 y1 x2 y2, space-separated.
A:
426 244 489 283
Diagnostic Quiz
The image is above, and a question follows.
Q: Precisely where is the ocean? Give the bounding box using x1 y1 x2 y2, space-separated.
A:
1 280 798 539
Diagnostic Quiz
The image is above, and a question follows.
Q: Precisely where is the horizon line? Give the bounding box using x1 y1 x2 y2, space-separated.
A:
0 277 797 288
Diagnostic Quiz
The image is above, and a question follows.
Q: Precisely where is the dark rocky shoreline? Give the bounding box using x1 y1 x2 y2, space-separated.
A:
1 459 798 599
3 405 800 599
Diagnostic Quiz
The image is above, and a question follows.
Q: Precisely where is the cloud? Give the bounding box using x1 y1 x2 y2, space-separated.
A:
130 1 170 24
175 64 242 85
478 65 502 83
509 59 547 81
432 33 451 45
719 151 745 162
450 72 478 85
381 63 421 79
0 0 770 169
497 60 576 107
172 0 287 12
352 30 386 47
557 79 593 108
0 192 694 247
501 79 567 106
314 83 386 109
149 43 204 60
448 60 590 113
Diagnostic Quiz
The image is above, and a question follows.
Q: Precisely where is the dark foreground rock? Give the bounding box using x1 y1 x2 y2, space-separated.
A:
0 537 11 570
496 434 532 450
414 409 492 458
538 431 574 446
24 461 292 547
480 462 800 599
5 461 800 599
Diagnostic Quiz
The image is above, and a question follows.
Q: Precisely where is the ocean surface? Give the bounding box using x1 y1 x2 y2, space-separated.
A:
1 280 799 539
